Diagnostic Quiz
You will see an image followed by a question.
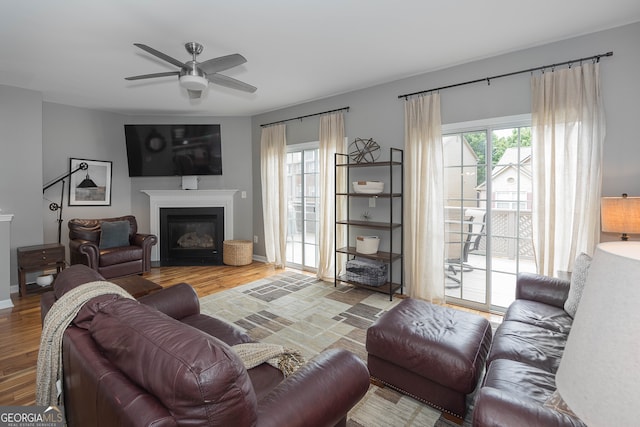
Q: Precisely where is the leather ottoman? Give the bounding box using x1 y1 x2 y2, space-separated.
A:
366 298 492 421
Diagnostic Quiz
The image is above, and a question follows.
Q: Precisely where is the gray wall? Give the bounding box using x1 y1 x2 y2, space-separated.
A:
0 85 43 299
251 22 640 255
43 103 132 251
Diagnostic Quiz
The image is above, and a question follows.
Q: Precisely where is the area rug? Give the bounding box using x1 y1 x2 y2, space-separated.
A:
199 271 476 427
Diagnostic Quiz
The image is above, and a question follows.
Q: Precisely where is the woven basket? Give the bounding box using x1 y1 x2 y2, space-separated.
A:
223 240 253 266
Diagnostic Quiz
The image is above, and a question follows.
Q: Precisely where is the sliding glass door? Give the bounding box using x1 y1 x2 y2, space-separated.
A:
443 118 535 311
285 143 320 271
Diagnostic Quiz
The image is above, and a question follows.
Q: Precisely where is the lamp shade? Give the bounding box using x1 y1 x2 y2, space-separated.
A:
555 241 640 426
77 174 97 188
601 196 640 234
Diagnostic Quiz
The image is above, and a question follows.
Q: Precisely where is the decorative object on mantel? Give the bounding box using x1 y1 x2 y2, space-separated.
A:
43 161 89 243
349 138 381 163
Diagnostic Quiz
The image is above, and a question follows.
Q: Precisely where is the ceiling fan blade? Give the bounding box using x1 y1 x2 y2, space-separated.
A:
125 71 180 81
187 89 203 99
199 54 247 75
133 43 185 68
207 73 257 93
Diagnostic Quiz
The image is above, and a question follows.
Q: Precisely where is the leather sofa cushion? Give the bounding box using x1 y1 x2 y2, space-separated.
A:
504 300 573 334
482 358 557 404
90 298 258 426
181 313 286 399
98 246 143 267
487 320 567 373
181 314 254 346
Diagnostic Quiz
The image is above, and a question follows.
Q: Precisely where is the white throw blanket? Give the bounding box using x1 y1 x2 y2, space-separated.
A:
36 281 134 406
232 342 305 377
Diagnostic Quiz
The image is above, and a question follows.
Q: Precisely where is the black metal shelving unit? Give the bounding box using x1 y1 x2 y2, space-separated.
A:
334 148 403 300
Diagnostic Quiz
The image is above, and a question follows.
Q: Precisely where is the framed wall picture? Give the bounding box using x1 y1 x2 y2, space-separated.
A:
68 158 112 206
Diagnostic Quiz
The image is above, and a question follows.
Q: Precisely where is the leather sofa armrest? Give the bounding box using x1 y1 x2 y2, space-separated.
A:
256 349 370 427
472 387 586 427
70 239 100 269
515 272 571 309
40 291 56 324
138 283 200 320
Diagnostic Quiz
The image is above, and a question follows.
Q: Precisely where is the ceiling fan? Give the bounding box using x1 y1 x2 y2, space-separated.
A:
125 42 257 99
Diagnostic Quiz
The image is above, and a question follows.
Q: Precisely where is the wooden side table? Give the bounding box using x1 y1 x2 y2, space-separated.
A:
17 243 65 297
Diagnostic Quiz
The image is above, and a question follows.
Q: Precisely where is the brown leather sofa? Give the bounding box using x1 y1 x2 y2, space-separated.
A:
68 215 157 279
40 265 370 427
472 272 586 426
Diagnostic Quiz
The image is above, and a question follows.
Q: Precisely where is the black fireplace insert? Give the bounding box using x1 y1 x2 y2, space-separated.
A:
160 207 224 266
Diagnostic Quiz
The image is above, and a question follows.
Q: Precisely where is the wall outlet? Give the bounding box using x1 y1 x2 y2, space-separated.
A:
253 235 258 244
369 197 376 208
241 191 247 199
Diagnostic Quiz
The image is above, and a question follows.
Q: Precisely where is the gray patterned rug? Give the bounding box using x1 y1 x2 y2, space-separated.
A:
199 271 474 426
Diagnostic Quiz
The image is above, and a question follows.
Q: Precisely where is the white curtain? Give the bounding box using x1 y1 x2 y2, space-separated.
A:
317 112 346 281
260 124 287 268
531 62 605 275
404 94 445 303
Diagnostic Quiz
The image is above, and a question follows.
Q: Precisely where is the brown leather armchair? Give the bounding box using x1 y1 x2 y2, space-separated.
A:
68 215 157 279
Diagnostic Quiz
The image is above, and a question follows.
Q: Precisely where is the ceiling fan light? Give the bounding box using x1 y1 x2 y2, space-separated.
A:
179 75 208 91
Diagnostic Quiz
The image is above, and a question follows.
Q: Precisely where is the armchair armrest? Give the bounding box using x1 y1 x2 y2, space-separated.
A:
133 233 157 248
256 349 370 427
133 233 157 272
473 387 586 427
69 239 99 269
515 272 571 309
138 283 200 320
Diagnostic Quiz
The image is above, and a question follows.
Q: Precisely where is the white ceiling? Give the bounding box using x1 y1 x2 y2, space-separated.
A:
2 0 640 117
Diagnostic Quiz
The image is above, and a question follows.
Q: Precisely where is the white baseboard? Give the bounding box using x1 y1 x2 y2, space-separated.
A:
252 255 267 263
0 298 14 310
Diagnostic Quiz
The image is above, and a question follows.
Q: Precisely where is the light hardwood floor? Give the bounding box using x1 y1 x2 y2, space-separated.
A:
0 261 500 406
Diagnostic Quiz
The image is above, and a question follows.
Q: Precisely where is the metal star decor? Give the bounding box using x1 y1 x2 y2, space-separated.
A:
349 138 381 163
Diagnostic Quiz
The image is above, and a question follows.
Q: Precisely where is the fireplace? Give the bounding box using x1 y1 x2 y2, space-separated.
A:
160 207 224 265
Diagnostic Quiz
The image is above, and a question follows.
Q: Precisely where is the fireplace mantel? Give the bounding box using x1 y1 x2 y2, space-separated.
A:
142 189 238 262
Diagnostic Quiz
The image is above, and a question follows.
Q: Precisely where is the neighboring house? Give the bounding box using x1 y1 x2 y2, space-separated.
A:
475 147 534 259
476 147 532 211
443 135 479 206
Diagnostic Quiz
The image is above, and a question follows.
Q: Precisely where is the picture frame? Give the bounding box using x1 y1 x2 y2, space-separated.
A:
68 158 112 206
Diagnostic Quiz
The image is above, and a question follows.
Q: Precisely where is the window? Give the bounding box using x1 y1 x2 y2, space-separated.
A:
285 142 320 271
443 115 535 311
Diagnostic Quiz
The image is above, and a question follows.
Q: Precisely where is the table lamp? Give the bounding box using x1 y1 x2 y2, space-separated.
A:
601 194 640 240
555 241 640 426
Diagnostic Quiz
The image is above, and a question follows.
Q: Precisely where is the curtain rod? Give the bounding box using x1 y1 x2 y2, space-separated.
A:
260 106 350 127
398 51 613 100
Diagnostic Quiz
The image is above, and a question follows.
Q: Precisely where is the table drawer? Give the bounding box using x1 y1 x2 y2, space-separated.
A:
18 246 65 268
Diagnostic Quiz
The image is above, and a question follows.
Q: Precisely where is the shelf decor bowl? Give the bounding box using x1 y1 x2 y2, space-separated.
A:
356 235 380 254
352 181 384 194
36 274 54 287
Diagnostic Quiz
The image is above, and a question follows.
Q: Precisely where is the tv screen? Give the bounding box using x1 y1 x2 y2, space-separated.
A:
124 124 222 177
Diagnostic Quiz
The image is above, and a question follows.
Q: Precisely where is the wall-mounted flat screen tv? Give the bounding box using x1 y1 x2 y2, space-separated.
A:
124 124 222 177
